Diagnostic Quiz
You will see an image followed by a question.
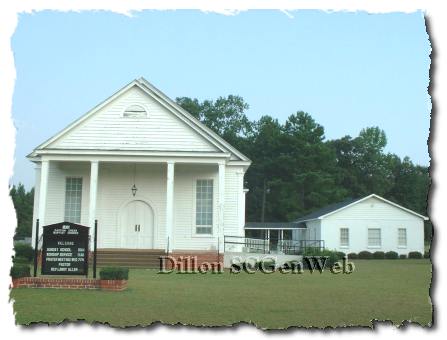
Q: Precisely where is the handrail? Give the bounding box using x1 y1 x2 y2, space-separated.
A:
223 235 325 255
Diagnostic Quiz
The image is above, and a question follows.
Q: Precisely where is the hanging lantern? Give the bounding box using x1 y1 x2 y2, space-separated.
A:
131 163 137 196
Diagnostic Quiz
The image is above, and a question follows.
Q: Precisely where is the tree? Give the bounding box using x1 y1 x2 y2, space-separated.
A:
176 95 253 149
279 112 347 219
175 97 202 120
352 127 394 195
386 156 431 240
10 183 34 238
329 127 395 197
245 112 347 222
244 116 284 222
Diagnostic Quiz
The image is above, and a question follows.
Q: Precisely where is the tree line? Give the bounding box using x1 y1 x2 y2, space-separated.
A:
10 94 431 240
176 95 431 239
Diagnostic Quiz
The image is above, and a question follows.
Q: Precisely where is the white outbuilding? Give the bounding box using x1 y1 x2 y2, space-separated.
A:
293 194 428 255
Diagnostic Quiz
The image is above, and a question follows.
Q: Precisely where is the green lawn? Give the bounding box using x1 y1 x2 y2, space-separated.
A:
10 260 432 329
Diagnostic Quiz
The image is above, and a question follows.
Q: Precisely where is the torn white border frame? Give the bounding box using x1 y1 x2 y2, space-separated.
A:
0 0 444 339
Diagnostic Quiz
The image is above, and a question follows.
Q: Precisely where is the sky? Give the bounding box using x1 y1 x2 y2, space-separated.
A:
11 10 431 188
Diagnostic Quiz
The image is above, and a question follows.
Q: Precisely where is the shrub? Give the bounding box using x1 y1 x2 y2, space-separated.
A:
303 249 341 268
399 254 407 259
385 251 398 259
424 251 430 259
99 267 129 280
14 243 34 262
335 251 346 259
347 252 358 259
325 251 340 268
13 256 31 264
408 251 423 259
10 264 30 279
373 251 385 259
358 251 373 259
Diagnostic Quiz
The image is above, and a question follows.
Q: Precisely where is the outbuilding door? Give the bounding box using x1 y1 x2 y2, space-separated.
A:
120 200 154 249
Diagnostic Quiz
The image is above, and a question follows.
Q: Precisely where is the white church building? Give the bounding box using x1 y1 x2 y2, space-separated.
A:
28 78 251 267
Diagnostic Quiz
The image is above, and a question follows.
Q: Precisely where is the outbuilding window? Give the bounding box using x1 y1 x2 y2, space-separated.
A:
368 228 381 247
195 179 213 235
123 104 147 118
64 177 82 223
398 228 407 247
340 228 349 247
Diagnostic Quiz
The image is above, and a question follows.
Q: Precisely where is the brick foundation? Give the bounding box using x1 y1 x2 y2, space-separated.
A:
163 251 224 271
11 277 127 291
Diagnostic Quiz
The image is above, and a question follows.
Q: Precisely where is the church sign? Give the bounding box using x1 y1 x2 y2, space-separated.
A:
41 222 89 276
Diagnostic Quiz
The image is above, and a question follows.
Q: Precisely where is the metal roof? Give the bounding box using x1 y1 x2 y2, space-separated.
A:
244 222 306 230
294 197 362 223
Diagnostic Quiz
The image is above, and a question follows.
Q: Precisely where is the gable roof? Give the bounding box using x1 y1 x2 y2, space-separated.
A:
294 197 364 223
294 194 428 222
29 77 251 162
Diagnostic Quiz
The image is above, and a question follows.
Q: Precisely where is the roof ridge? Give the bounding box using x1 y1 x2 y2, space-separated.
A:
294 194 428 222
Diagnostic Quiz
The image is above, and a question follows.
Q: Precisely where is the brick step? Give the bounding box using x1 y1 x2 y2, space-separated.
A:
97 249 166 255
97 254 164 260
95 249 166 268
96 260 161 267
96 263 160 269
96 262 160 267
95 261 162 266
94 250 221 268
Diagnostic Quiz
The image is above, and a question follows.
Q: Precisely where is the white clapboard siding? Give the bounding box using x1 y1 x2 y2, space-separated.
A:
172 164 219 251
96 163 168 249
47 86 219 152
306 220 321 241
223 166 244 238
35 161 244 251
321 196 425 254
44 162 91 227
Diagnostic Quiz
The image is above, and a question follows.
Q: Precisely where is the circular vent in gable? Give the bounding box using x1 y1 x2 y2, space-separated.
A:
123 104 147 118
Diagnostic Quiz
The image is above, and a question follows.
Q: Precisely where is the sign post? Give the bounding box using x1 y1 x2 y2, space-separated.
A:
33 219 40 277
41 222 89 276
93 220 98 279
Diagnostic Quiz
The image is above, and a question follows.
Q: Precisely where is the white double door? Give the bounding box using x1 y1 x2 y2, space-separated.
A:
120 200 154 249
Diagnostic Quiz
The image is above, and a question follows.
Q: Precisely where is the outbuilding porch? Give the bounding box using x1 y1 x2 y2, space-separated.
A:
224 222 325 255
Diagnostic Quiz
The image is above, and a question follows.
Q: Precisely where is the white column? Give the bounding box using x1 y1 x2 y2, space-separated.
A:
89 161 99 244
267 229 270 253
236 170 244 237
280 229 284 253
38 160 50 227
218 162 226 253
166 161 175 253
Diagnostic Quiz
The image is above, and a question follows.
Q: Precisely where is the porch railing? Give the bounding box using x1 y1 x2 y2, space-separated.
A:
223 235 325 255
